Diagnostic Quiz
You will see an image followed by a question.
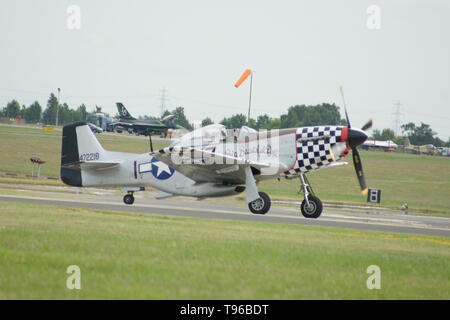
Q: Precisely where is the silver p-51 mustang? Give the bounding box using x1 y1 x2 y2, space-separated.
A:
61 90 371 218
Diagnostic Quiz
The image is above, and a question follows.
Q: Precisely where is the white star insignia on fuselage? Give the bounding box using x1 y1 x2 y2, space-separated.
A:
153 160 172 177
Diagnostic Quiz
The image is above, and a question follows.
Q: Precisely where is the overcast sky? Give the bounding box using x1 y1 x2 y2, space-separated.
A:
1 0 449 138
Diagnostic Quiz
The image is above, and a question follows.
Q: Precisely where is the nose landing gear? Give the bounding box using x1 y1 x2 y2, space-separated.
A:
299 174 323 219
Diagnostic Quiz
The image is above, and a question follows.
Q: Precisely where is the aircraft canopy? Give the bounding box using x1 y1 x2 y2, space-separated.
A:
170 124 228 148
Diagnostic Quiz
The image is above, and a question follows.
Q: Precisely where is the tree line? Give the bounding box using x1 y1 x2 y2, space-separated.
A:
371 123 450 147
2 93 449 146
0 92 194 130
219 103 343 130
0 93 89 125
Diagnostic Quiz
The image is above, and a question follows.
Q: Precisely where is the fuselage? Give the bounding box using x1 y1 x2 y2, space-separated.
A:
77 125 353 198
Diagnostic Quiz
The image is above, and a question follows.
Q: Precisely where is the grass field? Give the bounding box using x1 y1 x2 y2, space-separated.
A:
0 201 449 299
1 124 450 216
0 125 167 178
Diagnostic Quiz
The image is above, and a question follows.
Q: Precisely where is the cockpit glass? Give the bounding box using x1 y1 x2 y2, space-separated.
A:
170 124 228 148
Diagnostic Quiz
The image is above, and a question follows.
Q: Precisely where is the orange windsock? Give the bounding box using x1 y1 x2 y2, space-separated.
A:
234 69 252 88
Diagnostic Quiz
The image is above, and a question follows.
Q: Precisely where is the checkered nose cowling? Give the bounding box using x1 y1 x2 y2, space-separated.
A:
284 126 344 177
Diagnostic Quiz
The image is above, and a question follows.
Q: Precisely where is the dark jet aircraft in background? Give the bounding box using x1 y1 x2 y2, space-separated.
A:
111 102 178 136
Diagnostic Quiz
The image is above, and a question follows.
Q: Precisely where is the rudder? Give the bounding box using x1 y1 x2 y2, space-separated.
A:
116 102 136 120
404 137 411 148
60 122 107 186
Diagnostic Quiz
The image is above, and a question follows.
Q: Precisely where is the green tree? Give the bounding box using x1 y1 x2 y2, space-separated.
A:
24 101 42 123
170 106 193 130
4 100 21 118
201 117 214 127
220 113 247 129
75 104 87 122
256 114 270 129
263 118 281 129
280 103 343 128
444 138 450 148
59 103 73 125
371 129 382 140
381 128 395 141
161 110 171 119
19 105 26 118
433 137 444 148
247 118 257 128
401 122 437 145
372 128 395 141
42 93 58 124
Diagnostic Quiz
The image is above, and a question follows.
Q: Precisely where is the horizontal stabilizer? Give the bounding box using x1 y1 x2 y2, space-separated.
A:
61 160 121 171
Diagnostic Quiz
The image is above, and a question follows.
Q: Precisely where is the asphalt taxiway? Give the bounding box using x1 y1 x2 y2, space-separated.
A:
1 190 449 237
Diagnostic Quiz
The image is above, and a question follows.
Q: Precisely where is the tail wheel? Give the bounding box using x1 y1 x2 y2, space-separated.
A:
248 192 271 215
300 195 323 219
123 194 135 205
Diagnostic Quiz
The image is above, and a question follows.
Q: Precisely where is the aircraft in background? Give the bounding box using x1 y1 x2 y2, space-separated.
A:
86 112 113 132
87 122 103 134
362 139 398 152
404 138 440 155
60 87 372 219
111 102 178 136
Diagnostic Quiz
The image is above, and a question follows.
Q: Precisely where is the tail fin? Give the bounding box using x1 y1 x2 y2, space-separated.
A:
404 137 411 148
116 102 136 120
60 122 109 186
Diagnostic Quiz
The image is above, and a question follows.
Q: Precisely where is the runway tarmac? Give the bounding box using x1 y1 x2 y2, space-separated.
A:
1 191 449 237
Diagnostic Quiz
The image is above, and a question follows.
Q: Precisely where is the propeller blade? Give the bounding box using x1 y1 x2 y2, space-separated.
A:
352 147 368 194
339 84 370 196
339 84 351 128
361 119 373 131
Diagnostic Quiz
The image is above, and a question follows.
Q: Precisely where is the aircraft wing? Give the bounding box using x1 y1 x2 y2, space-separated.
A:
314 161 348 171
152 146 283 184
132 121 166 128
113 121 167 129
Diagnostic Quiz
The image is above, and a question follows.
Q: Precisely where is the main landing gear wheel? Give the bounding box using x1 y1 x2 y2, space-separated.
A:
300 195 323 219
123 193 135 205
248 192 271 215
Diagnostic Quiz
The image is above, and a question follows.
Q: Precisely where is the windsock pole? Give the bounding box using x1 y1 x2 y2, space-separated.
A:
247 72 253 124
234 69 253 124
